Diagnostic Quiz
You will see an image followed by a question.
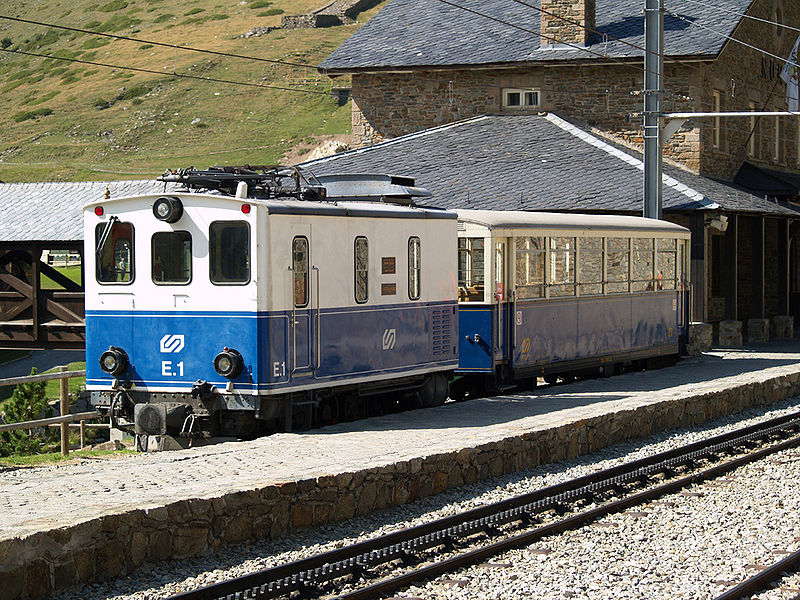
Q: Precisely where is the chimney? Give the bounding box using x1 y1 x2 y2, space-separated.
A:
540 0 595 47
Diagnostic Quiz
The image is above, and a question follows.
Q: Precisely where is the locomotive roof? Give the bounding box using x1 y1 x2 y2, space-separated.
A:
84 193 457 220
457 209 691 236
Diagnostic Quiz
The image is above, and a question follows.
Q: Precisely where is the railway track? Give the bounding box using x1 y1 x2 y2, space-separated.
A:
166 411 800 600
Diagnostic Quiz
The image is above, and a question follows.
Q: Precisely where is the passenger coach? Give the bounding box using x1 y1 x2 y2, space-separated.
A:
452 210 691 399
84 168 458 446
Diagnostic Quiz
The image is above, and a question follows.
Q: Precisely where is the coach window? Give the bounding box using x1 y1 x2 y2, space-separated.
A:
458 238 484 301
95 221 134 284
656 238 677 290
355 236 368 303
579 237 603 295
152 231 191 285
408 237 421 300
293 237 309 307
210 221 250 284
515 236 545 299
632 238 655 292
606 237 630 294
549 237 576 297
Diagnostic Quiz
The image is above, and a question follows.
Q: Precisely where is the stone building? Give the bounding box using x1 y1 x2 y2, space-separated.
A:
318 0 800 334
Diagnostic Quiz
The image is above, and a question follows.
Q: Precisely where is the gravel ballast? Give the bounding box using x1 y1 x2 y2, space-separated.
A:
50 397 800 600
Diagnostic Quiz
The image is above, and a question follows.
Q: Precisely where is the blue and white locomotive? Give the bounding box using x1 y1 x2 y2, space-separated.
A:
84 166 691 447
84 167 458 444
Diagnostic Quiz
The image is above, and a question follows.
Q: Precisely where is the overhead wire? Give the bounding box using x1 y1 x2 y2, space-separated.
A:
670 0 800 36
0 14 319 70
0 47 330 95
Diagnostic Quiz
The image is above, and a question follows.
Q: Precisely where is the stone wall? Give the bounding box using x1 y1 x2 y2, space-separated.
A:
347 0 800 181
4 370 800 599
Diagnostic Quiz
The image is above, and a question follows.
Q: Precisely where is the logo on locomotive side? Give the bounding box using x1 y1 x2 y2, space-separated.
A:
382 328 396 350
159 334 185 353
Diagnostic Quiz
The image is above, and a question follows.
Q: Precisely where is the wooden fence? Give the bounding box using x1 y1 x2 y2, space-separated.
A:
0 366 104 456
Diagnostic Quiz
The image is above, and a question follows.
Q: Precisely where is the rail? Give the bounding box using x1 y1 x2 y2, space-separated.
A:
0 366 99 456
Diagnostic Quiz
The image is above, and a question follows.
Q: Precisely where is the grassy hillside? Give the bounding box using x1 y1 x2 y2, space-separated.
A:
0 0 373 182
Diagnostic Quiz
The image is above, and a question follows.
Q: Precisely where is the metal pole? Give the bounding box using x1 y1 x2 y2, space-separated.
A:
643 0 664 219
59 366 69 456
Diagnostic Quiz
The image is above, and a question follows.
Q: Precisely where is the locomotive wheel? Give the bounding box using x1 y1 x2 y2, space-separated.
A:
418 373 449 408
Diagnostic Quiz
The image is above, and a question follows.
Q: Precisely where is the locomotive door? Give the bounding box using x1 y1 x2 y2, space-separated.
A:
290 231 313 373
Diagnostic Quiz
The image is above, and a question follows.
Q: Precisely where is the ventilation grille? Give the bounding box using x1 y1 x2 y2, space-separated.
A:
430 307 454 356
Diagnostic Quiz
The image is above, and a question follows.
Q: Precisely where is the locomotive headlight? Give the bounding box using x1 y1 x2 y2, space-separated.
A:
213 347 244 379
152 196 183 223
99 346 129 377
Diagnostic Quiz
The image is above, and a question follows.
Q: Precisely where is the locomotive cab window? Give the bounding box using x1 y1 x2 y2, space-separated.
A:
355 236 368 303
152 231 191 285
210 221 250 284
95 221 134 284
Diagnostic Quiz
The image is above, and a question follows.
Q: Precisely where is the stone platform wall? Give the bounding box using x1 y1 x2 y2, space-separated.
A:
3 372 800 599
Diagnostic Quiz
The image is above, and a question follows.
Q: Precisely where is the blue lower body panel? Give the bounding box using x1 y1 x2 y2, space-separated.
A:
86 302 458 394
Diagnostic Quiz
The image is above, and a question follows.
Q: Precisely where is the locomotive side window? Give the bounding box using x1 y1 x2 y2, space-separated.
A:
606 237 630 294
293 236 309 307
632 238 655 292
549 237 576 297
210 221 250 284
579 237 604 295
95 221 134 284
408 237 421 300
355 236 368 303
152 231 191 285
656 238 677 290
515 236 545 299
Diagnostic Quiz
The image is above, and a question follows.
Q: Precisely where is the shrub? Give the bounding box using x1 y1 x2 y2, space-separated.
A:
98 0 128 11
153 13 174 23
258 8 283 16
184 7 204 15
0 368 56 457
13 108 53 122
1 37 11 49
248 0 271 8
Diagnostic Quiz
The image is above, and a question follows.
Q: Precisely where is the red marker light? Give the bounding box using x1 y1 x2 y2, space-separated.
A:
95 206 104 216
241 203 251 214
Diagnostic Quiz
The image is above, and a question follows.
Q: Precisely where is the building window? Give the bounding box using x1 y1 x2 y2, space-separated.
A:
503 88 540 109
712 90 721 150
748 101 756 157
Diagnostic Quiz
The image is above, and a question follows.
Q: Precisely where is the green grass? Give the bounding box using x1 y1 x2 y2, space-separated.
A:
0 448 134 467
43 361 86 401
0 0 376 183
41 264 83 289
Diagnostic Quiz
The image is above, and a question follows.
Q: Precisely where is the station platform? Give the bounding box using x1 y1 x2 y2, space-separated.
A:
4 341 800 599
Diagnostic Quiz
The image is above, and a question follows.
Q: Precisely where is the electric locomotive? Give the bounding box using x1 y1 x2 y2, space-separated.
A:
84 167 458 447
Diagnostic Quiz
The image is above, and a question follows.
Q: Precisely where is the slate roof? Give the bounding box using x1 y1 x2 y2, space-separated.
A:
319 0 752 72
0 179 170 243
301 113 800 217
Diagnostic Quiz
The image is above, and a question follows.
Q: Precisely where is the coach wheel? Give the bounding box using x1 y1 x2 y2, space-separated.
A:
543 374 558 385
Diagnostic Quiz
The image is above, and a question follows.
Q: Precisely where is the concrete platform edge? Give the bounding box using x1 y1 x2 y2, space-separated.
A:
3 370 800 599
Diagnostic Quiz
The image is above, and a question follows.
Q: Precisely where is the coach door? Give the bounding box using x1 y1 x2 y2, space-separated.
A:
290 231 314 373
493 239 507 359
